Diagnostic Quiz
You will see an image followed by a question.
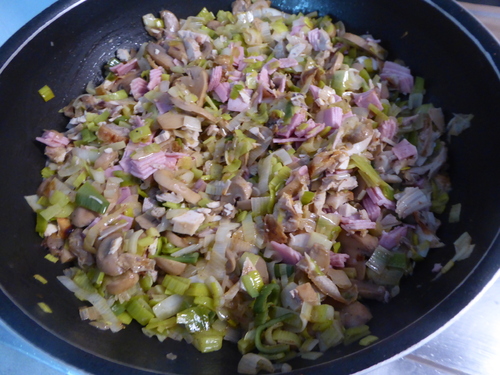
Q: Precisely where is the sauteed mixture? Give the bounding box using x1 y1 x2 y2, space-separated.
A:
26 1 474 373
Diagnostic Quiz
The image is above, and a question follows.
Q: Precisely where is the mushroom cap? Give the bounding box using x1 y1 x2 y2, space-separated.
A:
96 233 125 276
147 42 175 70
105 270 140 295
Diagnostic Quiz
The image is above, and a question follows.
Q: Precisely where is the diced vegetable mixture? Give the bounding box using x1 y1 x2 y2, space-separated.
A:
26 0 474 373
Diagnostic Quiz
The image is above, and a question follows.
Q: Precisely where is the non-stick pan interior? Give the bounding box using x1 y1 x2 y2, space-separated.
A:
0 0 499 374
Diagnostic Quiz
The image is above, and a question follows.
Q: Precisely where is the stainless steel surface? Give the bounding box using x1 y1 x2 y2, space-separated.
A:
1 1 499 374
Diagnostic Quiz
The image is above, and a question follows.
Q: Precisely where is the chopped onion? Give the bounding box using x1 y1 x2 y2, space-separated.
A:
237 353 274 375
171 244 202 257
58 276 123 332
272 148 293 166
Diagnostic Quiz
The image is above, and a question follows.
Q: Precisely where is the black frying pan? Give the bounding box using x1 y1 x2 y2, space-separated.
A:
1 1 499 374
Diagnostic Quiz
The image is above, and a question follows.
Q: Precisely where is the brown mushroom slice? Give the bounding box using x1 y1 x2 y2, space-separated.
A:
97 124 130 143
68 229 95 267
325 51 344 76
169 95 217 123
106 270 140 295
166 231 188 248
43 233 64 257
351 280 387 301
264 214 288 244
221 176 253 205
94 150 118 170
157 111 186 130
338 33 387 60
167 40 187 62
146 42 175 70
155 257 187 276
327 269 352 289
153 169 201 204
175 66 208 106
299 67 319 93
247 127 273 166
96 233 126 276
160 10 180 33
308 244 331 271
109 71 140 93
295 282 320 305
339 301 373 329
70 206 98 228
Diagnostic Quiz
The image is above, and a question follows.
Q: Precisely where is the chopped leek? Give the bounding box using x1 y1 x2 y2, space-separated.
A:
343 325 370 346
350 154 394 200
162 275 191 295
75 182 110 214
96 89 128 101
38 302 53 313
192 329 224 353
34 274 48 284
44 254 59 263
241 270 264 298
38 85 55 102
176 306 213 333
126 296 155 326
301 191 315 205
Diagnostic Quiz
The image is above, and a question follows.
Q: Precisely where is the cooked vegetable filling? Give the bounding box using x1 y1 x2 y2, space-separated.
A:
26 0 474 373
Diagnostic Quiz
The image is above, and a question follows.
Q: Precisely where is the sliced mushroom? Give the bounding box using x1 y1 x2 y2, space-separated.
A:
155 257 187 276
110 71 140 93
167 40 187 62
221 176 253 205
166 231 188 248
169 95 217 123
339 231 379 280
43 233 64 257
96 233 125 276
154 169 201 204
135 212 161 230
309 149 349 179
68 229 95 267
344 121 374 144
206 20 222 30
71 207 98 228
94 150 118 170
327 269 352 289
338 33 387 60
175 66 208 106
160 10 180 33
264 214 287 244
325 51 344 76
295 282 320 305
232 0 251 14
339 301 373 328
200 41 214 59
307 244 331 271
105 270 140 295
247 127 273 166
157 111 186 130
273 193 301 233
299 67 319 93
97 124 130 143
351 280 387 301
280 167 310 198
147 42 175 70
